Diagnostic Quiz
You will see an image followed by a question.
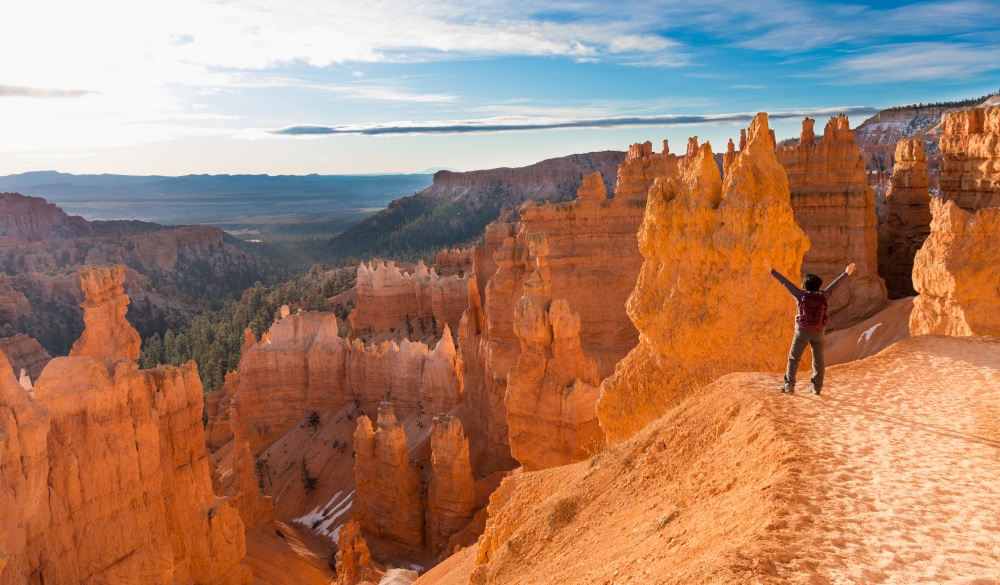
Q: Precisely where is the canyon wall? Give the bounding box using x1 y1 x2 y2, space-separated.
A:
878 138 932 298
0 266 251 584
0 192 89 240
350 261 469 341
777 115 887 328
598 113 809 445
939 104 1000 211
909 199 1000 337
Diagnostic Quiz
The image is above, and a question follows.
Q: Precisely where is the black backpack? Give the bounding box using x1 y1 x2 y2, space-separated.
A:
796 291 828 331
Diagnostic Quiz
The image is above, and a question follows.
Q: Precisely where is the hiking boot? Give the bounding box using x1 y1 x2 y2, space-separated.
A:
778 384 794 394
808 386 821 395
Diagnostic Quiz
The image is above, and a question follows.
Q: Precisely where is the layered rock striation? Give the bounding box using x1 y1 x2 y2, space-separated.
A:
909 199 1000 337
939 104 1000 211
878 138 933 298
0 266 251 584
598 113 809 445
777 115 887 328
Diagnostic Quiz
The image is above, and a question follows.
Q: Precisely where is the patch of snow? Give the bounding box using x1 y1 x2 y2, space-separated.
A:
293 490 354 542
858 323 882 345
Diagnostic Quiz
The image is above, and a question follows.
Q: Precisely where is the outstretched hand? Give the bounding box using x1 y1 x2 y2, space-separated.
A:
846 262 857 276
763 258 772 272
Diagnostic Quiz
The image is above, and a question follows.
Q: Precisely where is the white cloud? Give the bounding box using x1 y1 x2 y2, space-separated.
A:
836 42 1000 81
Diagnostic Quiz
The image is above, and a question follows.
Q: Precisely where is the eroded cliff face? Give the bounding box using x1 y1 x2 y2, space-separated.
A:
878 138 933 298
0 192 89 240
350 261 469 342
777 115 887 329
909 199 1000 337
939 104 1000 211
0 334 51 382
504 232 604 471
597 113 809 445
0 266 251 585
353 404 425 556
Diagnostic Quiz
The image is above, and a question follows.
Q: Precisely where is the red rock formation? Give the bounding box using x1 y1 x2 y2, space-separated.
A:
69 265 141 368
504 232 603 471
878 138 932 298
939 103 1000 211
0 289 30 328
0 266 251 584
777 115 887 329
353 404 424 555
335 520 381 585
910 199 1000 336
0 334 51 381
350 261 469 341
427 415 477 558
0 192 89 240
598 113 810 445
434 248 474 276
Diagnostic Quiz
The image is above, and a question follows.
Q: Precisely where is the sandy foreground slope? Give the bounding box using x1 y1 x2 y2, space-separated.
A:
417 335 1000 585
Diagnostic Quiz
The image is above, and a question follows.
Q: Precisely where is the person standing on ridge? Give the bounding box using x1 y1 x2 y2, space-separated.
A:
764 259 856 395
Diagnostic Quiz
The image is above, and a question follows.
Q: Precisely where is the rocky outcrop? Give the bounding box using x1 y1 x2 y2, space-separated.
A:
69 265 141 368
777 115 887 328
878 138 932 297
353 404 424 555
598 113 809 445
350 261 469 341
504 232 604 470
0 266 251 584
909 199 1000 336
427 415 477 558
335 520 380 585
0 289 30 328
217 313 462 456
939 104 1000 211
0 192 89 240
0 334 51 381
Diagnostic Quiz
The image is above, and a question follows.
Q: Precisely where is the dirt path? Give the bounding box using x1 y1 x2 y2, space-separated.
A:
770 335 1000 584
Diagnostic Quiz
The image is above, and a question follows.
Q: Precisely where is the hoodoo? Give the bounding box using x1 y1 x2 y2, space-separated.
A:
939 103 1000 211
597 113 809 445
878 138 933 298
777 115 887 328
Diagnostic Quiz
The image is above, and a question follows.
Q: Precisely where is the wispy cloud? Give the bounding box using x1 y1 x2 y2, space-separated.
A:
0 85 96 99
836 42 1000 81
269 107 878 136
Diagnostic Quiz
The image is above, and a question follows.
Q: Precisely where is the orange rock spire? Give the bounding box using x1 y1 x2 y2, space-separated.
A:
427 415 477 557
878 138 932 297
69 265 141 368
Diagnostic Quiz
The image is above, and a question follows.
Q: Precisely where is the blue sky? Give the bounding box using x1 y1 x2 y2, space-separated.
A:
1 0 998 175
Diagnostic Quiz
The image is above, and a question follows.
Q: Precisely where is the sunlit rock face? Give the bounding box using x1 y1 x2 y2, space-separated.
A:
909 199 1000 337
878 138 933 298
598 113 809 445
777 115 888 329
939 104 1000 212
504 231 604 471
0 265 251 585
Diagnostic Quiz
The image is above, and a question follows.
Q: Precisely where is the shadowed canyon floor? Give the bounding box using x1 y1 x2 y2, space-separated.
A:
417 335 1000 585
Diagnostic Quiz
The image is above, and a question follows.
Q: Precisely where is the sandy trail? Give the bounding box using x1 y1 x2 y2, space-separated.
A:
770 335 1000 584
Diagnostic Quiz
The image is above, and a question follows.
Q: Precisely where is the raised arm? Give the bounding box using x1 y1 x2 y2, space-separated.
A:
823 263 856 296
763 259 803 298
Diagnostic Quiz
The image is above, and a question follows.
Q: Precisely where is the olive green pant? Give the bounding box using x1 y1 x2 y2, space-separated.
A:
784 328 825 389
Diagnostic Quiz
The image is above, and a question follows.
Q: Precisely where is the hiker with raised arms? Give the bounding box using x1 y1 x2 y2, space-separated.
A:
764 259 856 395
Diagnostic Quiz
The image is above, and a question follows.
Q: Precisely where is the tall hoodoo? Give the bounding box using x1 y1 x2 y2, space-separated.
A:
69 265 141 368
939 104 1000 211
427 415 477 557
909 199 1000 337
878 138 932 298
352 404 424 555
1 265 251 584
777 115 887 329
334 520 379 585
504 232 604 470
597 113 809 445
